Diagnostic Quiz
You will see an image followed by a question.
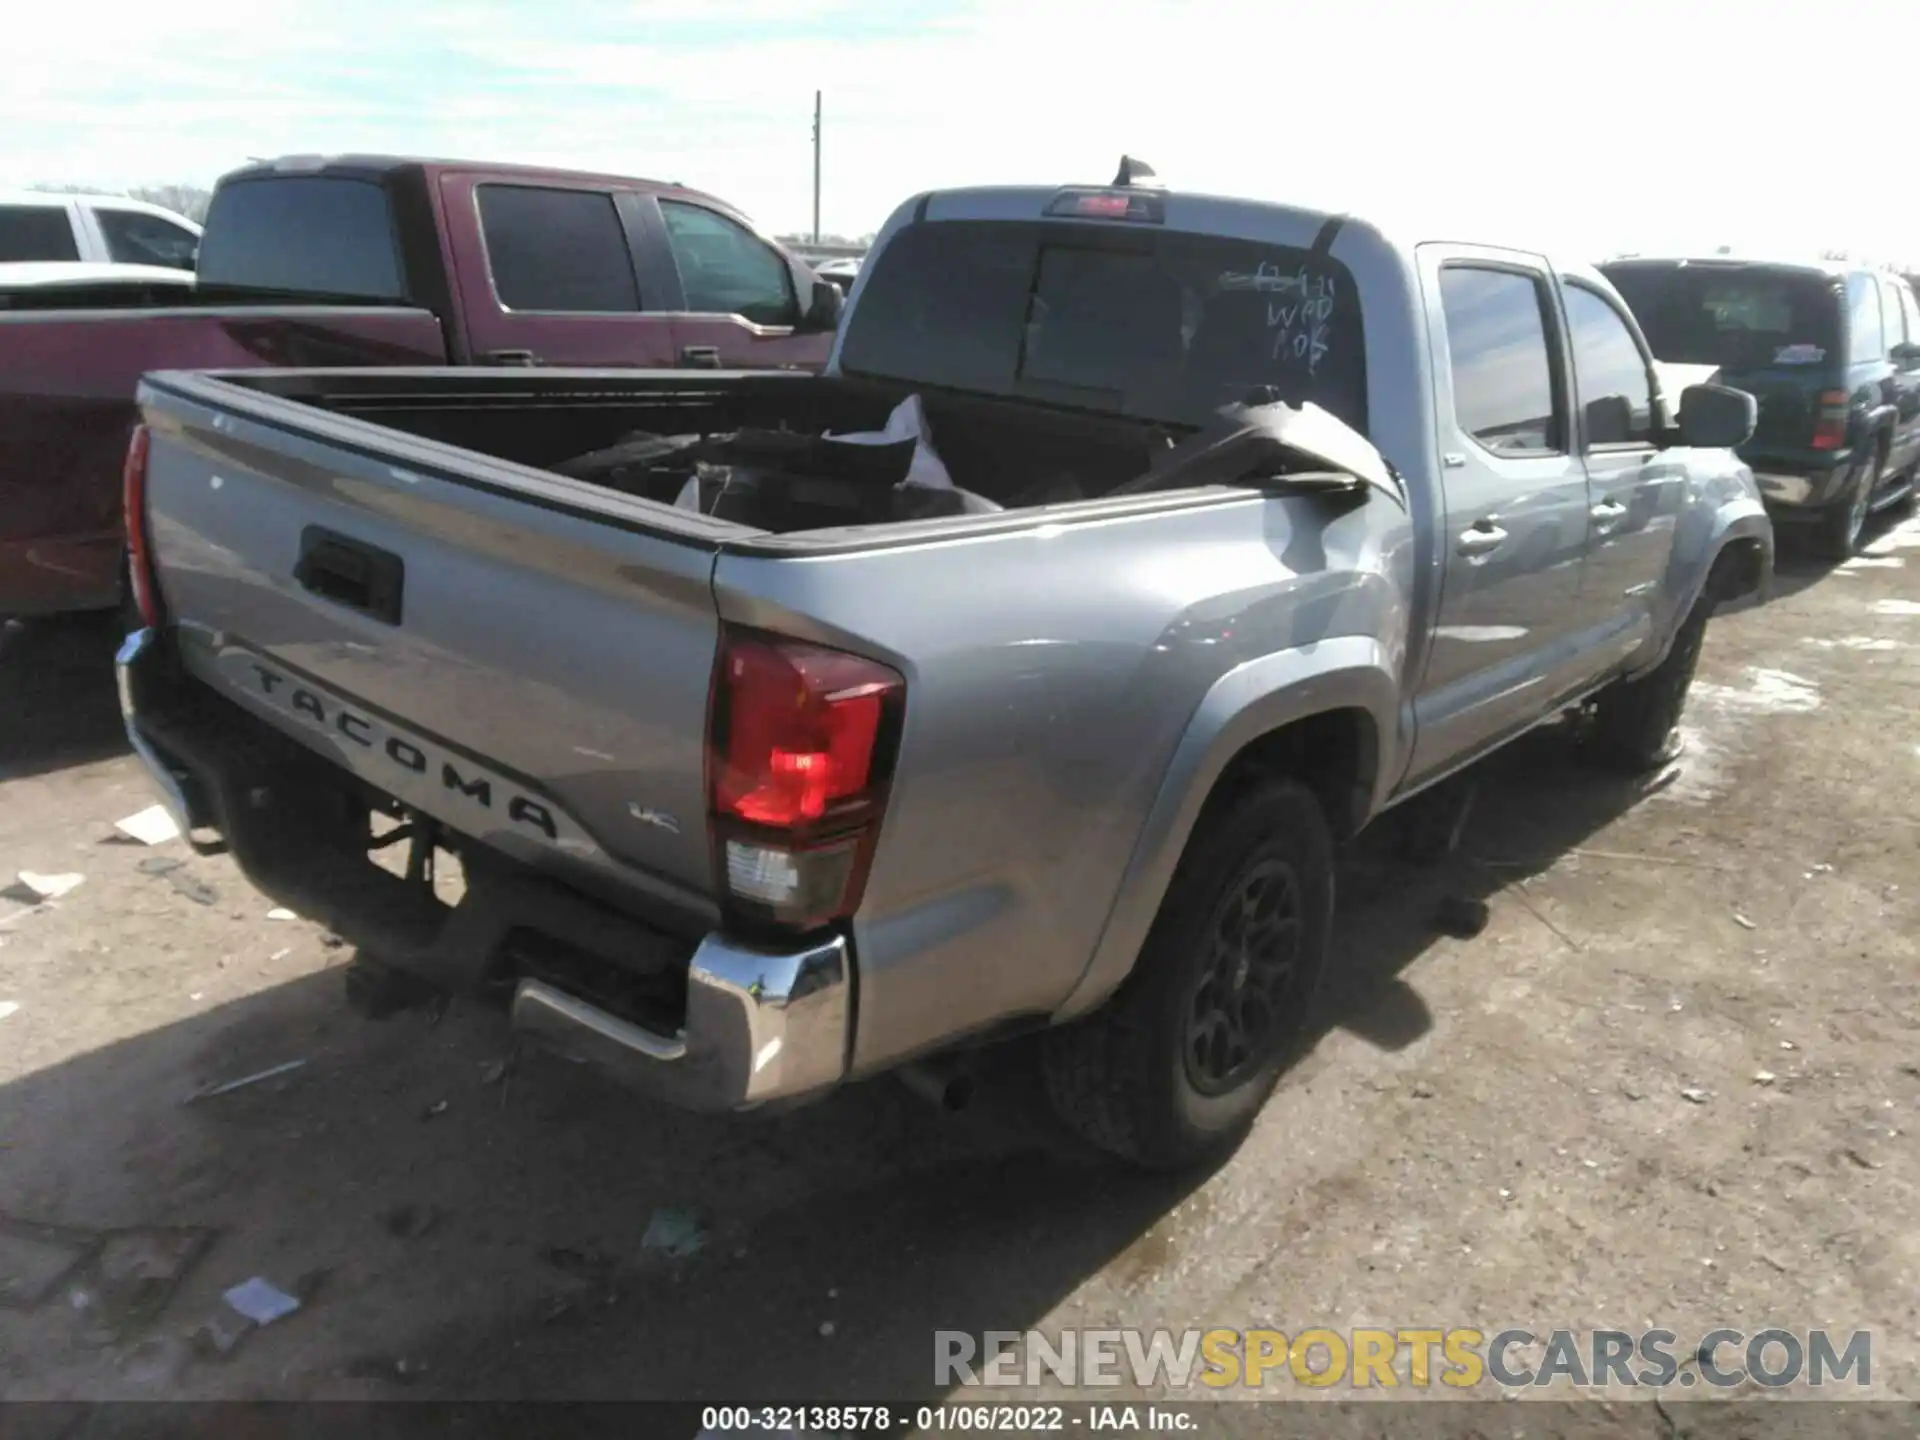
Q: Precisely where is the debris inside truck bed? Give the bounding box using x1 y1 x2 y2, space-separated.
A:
553 393 1002 528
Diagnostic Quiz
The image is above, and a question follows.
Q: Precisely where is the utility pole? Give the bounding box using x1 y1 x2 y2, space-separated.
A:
811 90 822 246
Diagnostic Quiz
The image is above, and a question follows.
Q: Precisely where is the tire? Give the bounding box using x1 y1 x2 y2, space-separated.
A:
1815 449 1880 561
1042 777 1335 1171
1586 594 1712 773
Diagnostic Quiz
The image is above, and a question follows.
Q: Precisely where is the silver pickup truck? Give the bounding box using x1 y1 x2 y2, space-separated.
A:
116 165 1773 1170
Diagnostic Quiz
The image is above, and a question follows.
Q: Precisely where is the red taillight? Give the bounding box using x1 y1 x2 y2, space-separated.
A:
708 629 904 931
121 423 164 628
1811 390 1849 451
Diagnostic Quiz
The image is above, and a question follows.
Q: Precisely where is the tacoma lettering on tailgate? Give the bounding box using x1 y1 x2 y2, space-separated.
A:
210 648 602 860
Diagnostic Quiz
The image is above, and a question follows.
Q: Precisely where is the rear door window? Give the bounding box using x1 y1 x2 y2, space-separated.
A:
1438 266 1563 454
1878 277 1908 350
1602 263 1841 371
94 208 199 270
477 185 640 313
840 220 1367 433
1564 284 1655 445
1845 274 1883 364
198 178 405 300
0 204 80 262
659 202 797 327
1901 285 1920 347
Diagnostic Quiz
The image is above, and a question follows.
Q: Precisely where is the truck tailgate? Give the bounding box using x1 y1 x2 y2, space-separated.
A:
137 373 731 914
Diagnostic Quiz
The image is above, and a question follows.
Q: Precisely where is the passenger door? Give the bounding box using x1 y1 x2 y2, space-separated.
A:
440 174 679 367
653 199 832 372
1562 282 1685 623
1408 251 1594 785
1879 277 1920 480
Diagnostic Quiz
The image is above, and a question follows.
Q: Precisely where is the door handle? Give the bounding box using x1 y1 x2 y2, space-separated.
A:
1589 500 1628 530
680 345 722 369
294 526 405 625
485 349 540 367
1456 521 1508 557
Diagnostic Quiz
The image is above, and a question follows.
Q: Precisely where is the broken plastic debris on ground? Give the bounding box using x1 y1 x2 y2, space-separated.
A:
223 1277 301 1326
0 1001 17 1022
5 871 84 904
111 804 181 846
184 1059 308 1104
195 1275 309 1360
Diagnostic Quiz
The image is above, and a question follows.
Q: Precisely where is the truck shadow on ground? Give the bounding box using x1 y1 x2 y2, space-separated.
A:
0 717 1686 1406
0 613 130 781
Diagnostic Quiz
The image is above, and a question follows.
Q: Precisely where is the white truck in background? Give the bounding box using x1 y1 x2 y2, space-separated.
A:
0 190 201 272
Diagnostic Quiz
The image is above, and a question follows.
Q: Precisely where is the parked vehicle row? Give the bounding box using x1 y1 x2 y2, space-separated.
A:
1602 254 1920 558
115 160 1771 1170
0 155 843 619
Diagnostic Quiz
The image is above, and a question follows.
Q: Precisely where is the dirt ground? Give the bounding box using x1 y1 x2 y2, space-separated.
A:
1 515 1916 1424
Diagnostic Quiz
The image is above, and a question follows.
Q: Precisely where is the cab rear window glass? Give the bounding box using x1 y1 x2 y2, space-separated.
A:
1601 262 1841 370
841 220 1367 434
197 177 406 301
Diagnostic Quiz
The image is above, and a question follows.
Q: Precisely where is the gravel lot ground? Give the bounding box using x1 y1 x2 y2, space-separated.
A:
1 517 1916 1426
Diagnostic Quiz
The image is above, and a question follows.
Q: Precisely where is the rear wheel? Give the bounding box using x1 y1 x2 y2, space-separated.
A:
1585 594 1712 773
1815 449 1880 561
1042 777 1335 1171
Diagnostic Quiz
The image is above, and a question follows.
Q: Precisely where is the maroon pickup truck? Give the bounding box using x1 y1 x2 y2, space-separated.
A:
0 154 842 618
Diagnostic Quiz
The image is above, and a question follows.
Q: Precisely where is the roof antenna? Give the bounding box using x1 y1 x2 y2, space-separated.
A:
1112 155 1162 189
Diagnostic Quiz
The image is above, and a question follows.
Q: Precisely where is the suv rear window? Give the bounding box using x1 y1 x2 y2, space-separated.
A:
1600 261 1841 371
197 177 406 301
0 204 80 262
840 220 1367 433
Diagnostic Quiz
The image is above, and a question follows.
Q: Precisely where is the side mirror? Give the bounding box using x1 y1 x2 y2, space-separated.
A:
799 278 844 334
1676 382 1756 449
1892 341 1920 370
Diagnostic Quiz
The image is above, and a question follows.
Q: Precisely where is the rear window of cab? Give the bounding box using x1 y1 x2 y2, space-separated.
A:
841 220 1368 436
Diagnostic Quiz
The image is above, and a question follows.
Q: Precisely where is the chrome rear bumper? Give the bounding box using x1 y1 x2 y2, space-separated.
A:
117 628 204 834
511 932 850 1111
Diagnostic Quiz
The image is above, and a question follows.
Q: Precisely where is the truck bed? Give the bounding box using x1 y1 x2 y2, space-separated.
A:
130 365 1329 1055
199 366 1184 523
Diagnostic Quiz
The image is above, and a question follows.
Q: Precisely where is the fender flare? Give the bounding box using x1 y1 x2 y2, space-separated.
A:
1053 635 1399 1021
1624 497 1773 682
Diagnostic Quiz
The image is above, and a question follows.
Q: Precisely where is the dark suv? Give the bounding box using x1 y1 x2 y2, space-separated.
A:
1601 256 1920 558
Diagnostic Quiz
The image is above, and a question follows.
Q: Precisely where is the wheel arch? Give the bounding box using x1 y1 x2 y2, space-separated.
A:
1054 636 1396 1022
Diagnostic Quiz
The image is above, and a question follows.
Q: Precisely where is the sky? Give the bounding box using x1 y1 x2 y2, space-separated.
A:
7 0 1913 266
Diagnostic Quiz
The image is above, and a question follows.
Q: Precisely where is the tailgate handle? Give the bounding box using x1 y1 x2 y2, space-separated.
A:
294 527 405 625
680 345 722 369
